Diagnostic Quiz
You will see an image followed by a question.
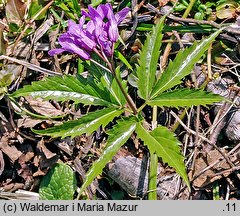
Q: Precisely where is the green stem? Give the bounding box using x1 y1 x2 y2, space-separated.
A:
148 105 158 200
108 59 138 115
137 102 147 113
182 0 197 18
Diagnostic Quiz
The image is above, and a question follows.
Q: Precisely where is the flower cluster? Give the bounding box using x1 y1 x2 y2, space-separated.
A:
49 3 130 60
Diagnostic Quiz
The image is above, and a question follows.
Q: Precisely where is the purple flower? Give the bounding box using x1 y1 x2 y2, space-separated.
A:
49 17 96 60
82 3 130 56
49 4 130 60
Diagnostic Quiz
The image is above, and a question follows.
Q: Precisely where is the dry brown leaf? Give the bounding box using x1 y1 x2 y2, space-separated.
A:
18 144 34 163
37 139 56 159
193 150 233 188
17 116 44 128
5 0 27 25
0 136 22 162
25 96 63 117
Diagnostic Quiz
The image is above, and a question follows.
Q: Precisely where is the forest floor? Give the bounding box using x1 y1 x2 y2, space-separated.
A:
0 0 240 200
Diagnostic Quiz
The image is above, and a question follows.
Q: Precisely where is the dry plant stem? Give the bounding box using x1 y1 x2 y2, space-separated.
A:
190 106 201 179
160 0 196 69
208 102 231 149
0 55 61 76
206 96 239 137
170 111 234 168
12 0 54 53
207 43 213 80
147 4 240 37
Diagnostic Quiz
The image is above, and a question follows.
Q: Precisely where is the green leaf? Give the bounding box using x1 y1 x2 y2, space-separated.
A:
78 117 137 196
39 163 77 200
135 123 190 188
85 57 126 106
136 16 165 100
114 50 133 71
28 0 45 20
12 75 116 106
150 30 221 99
33 107 124 138
72 0 81 17
148 89 223 108
91 0 103 7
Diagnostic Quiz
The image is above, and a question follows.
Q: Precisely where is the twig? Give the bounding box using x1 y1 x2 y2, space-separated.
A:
173 142 240 199
0 55 61 76
170 111 234 168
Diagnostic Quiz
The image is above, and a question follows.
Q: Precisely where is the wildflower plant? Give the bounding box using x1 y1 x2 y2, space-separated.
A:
12 3 223 199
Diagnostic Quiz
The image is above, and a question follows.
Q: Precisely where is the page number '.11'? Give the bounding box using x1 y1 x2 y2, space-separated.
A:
224 203 236 212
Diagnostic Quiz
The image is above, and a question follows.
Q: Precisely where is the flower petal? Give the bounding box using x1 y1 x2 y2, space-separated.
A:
61 42 90 60
104 3 118 42
115 7 130 24
48 48 65 56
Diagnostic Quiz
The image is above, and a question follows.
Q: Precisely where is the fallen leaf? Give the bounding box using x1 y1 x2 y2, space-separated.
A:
17 116 44 128
193 150 233 188
5 0 27 25
37 139 56 159
25 96 64 117
0 136 22 162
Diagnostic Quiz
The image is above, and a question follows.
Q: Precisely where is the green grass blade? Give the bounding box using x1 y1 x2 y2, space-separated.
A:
151 29 221 99
136 122 190 188
148 89 223 108
32 107 124 138
136 16 165 100
78 117 137 197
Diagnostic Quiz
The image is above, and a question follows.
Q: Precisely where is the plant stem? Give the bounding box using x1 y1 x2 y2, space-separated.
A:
182 0 197 18
107 58 138 115
161 0 196 69
148 105 158 200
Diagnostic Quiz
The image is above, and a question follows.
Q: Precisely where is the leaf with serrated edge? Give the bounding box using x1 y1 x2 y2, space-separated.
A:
148 89 223 108
85 57 126 106
78 117 137 195
136 16 165 100
32 107 124 138
135 122 190 188
12 75 116 106
151 30 221 99
39 163 77 200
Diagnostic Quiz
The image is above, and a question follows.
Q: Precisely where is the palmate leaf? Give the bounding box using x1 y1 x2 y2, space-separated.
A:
136 16 165 100
150 29 221 99
148 88 223 108
32 107 124 138
85 57 126 106
135 122 190 188
78 117 137 196
12 75 117 107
